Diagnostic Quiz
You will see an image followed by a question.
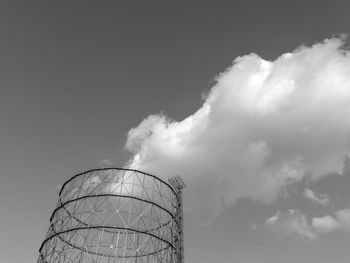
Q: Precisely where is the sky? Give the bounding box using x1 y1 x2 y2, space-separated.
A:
1 1 350 262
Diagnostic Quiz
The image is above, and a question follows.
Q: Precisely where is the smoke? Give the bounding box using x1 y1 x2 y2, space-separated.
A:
125 37 350 221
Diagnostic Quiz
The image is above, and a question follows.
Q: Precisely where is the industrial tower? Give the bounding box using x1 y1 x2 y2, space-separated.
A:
37 168 185 263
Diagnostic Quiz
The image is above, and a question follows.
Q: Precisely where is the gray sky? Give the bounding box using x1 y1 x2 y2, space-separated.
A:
1 1 350 263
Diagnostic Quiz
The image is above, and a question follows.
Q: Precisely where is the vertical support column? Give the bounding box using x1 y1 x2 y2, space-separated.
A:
177 188 184 263
168 175 186 263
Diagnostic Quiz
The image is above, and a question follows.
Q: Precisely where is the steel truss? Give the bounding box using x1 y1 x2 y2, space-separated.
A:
38 168 185 263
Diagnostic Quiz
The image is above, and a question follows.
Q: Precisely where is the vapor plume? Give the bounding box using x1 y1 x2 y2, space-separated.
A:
125 37 350 220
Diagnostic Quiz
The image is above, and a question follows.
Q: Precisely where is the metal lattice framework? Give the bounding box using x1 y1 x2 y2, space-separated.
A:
38 168 185 263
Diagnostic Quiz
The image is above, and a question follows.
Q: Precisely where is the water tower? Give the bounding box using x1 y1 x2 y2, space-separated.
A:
37 168 185 263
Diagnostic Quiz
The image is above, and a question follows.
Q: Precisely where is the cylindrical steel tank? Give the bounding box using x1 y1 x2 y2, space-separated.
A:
38 168 183 263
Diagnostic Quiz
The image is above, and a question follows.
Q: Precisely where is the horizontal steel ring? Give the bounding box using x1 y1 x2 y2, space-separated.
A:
40 225 175 252
50 193 176 224
59 168 176 197
59 204 174 235
40 226 172 259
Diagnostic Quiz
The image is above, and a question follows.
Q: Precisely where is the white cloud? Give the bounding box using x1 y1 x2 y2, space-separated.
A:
334 209 350 231
312 215 339 233
266 210 317 241
312 209 350 235
125 37 350 221
266 208 350 242
303 188 329 206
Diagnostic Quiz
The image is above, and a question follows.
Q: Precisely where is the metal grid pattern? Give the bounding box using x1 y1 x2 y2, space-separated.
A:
38 168 183 263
